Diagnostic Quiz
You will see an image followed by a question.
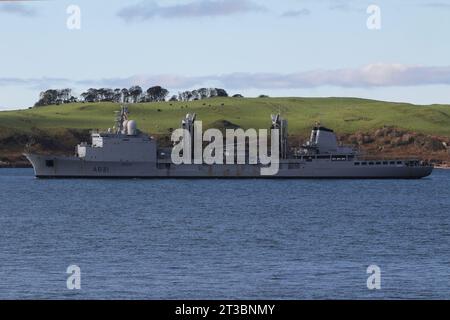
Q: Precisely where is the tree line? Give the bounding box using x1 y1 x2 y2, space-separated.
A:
34 86 232 107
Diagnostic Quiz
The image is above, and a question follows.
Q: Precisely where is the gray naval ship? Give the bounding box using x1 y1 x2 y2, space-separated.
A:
25 106 433 179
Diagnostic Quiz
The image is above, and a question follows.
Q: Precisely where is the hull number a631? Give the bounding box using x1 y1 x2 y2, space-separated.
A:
93 166 109 173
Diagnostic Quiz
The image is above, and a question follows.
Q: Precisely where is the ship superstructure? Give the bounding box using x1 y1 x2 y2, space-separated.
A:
25 106 433 179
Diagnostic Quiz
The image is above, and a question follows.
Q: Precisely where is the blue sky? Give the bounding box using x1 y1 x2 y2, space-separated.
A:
1 0 450 109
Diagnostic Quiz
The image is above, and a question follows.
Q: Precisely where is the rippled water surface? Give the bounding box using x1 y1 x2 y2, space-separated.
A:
0 168 449 299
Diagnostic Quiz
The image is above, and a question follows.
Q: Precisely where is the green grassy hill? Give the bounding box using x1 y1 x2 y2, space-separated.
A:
1 97 450 137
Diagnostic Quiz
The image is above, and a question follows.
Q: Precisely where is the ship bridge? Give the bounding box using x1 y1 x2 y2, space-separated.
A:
302 126 354 155
76 106 157 162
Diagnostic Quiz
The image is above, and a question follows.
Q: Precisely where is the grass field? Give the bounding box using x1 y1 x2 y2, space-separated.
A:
1 97 450 137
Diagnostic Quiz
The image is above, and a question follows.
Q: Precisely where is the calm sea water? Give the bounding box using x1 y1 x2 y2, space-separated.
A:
0 168 449 299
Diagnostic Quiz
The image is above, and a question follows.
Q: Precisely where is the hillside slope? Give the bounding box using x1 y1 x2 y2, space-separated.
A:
1 97 450 136
0 97 449 166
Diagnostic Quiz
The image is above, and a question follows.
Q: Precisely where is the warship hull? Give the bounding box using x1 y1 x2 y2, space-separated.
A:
25 154 433 179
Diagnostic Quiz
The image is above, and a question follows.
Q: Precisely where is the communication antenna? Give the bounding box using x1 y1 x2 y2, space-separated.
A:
180 113 196 157
114 104 129 134
271 114 288 159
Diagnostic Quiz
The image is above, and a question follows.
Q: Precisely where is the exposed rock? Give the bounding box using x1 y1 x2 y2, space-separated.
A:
424 139 446 151
362 135 374 144
338 127 450 164
401 134 414 145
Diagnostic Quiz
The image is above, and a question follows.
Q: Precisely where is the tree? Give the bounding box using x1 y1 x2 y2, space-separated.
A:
121 88 130 103
33 85 231 107
197 88 210 100
34 89 57 107
34 88 73 107
81 88 99 102
128 86 143 103
209 88 218 98
60 88 72 102
178 91 193 102
191 89 200 101
68 96 78 103
97 88 114 101
146 86 169 102
113 88 122 103
215 88 228 97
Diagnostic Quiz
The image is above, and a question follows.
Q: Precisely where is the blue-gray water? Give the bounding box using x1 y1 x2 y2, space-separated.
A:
0 168 449 299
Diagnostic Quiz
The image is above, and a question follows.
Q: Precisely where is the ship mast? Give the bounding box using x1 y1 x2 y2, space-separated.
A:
271 114 288 159
181 113 196 159
114 105 129 134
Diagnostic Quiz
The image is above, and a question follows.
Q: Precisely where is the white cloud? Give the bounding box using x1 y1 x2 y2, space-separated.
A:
3 64 450 91
0 3 38 17
206 64 450 89
280 9 310 18
423 2 450 9
118 0 267 22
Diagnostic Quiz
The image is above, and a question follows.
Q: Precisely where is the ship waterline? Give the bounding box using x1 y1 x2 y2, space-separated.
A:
25 154 433 179
25 106 433 179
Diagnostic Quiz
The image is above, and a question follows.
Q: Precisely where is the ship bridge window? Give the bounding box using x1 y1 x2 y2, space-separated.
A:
390 161 396 165
354 162 360 166
45 160 54 167
361 162 367 165
376 161 381 165
383 161 388 165
397 161 402 165
368 162 374 165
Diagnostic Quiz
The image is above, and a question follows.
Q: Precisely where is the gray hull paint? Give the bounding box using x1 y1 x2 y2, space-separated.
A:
25 154 434 179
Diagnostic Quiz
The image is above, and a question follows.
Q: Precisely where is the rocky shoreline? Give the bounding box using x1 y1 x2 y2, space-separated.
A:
1 126 449 169
341 126 450 167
